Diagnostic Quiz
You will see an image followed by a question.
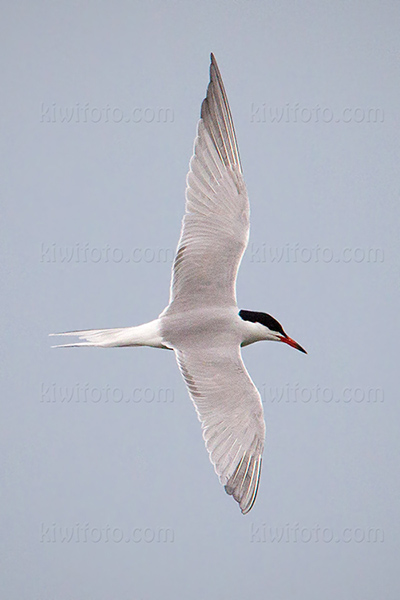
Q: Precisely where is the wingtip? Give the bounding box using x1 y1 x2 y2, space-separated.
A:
224 454 262 515
240 486 259 515
209 52 220 74
225 483 256 515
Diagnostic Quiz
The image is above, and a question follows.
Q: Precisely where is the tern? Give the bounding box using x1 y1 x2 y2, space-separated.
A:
51 54 306 514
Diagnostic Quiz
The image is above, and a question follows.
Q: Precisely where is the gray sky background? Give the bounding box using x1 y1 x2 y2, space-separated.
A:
1 2 399 599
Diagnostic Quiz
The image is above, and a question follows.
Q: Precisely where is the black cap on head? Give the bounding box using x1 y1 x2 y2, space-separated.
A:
239 310 286 337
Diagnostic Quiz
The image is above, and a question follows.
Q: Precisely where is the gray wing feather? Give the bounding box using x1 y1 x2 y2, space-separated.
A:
165 54 249 313
175 345 265 514
163 55 265 513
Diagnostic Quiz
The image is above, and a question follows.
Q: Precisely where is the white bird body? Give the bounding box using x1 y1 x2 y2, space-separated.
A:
51 54 306 514
52 310 276 350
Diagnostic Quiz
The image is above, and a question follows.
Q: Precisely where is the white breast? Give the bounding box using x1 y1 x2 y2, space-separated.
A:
239 318 272 347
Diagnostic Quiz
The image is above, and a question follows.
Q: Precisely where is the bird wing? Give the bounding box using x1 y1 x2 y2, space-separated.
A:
175 343 265 514
164 53 249 314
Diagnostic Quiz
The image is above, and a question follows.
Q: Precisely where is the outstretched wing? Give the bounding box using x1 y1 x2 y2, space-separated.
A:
165 53 249 314
175 344 265 514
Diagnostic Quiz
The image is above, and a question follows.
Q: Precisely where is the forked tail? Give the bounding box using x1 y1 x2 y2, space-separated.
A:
50 327 137 348
50 319 167 349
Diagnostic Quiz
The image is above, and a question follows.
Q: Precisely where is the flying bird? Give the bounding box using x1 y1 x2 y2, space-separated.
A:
51 54 306 514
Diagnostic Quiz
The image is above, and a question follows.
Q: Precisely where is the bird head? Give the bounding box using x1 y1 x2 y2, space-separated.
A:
239 310 307 353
